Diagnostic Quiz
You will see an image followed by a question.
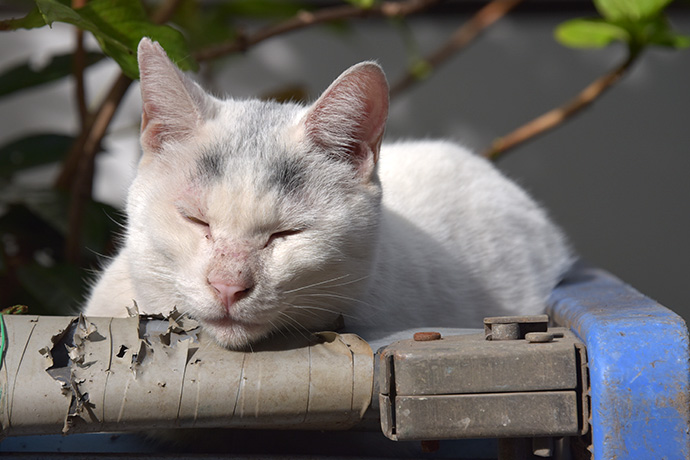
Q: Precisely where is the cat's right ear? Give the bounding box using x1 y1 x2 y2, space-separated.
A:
301 62 389 182
137 38 211 155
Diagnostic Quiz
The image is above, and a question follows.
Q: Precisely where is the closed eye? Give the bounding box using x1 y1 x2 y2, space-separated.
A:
179 210 211 238
184 214 208 227
265 229 303 248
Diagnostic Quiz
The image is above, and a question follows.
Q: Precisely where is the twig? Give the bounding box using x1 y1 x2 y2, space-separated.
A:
58 0 442 264
150 0 184 24
194 0 442 62
62 73 133 263
483 50 640 161
390 0 523 99
73 29 88 128
59 0 181 264
72 0 88 128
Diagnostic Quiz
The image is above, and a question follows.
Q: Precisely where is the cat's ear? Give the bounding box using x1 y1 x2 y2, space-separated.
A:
302 62 389 181
137 38 212 154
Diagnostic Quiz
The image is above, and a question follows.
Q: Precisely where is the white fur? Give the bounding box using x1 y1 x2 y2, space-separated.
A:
84 38 573 348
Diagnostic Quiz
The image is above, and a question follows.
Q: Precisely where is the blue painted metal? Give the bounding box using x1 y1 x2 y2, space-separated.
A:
548 263 690 460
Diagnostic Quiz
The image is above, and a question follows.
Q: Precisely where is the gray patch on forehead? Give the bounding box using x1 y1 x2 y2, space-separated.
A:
196 148 226 181
269 157 306 194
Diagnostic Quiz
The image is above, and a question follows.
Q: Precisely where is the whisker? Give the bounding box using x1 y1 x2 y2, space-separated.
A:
276 311 313 341
291 292 376 308
268 318 290 340
309 275 370 291
284 303 357 320
282 274 353 294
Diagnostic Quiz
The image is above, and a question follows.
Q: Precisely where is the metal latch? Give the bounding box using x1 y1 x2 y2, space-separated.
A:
378 315 589 441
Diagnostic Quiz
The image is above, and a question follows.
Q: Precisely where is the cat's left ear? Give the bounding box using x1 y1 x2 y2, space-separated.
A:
301 62 389 181
137 38 213 156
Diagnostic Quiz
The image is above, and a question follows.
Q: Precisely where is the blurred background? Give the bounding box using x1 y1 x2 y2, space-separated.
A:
0 1 688 322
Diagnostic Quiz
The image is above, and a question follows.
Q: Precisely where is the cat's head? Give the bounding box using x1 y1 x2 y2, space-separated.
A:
125 38 389 348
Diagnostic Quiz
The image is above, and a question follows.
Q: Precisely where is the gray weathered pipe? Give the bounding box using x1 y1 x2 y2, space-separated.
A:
0 312 373 438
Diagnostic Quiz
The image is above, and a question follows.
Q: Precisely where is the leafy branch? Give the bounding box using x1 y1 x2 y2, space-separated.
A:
483 0 689 160
0 0 457 313
194 0 443 62
390 0 525 98
0 0 686 314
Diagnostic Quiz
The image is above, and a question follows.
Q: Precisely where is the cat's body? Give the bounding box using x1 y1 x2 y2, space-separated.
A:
84 38 572 348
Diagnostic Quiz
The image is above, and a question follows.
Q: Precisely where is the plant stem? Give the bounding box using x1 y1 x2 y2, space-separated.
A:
483 49 640 161
150 0 184 24
72 0 88 129
73 28 88 129
62 72 132 263
390 0 523 99
57 0 441 264
194 0 442 62
59 0 182 264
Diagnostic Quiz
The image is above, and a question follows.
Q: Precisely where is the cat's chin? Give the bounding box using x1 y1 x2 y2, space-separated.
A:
199 315 270 350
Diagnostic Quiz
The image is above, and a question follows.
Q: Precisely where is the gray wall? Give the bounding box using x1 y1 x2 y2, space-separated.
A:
1 10 688 321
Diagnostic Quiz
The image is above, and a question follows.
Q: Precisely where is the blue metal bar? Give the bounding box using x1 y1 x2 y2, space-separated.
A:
549 263 690 459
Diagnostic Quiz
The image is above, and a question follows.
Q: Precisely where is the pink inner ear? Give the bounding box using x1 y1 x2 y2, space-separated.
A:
304 62 389 177
137 38 206 155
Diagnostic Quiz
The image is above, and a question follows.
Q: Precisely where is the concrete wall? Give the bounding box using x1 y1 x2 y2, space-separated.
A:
1 9 688 321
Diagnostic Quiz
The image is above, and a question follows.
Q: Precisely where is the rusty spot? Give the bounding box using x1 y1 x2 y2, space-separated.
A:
413 332 442 342
420 440 440 452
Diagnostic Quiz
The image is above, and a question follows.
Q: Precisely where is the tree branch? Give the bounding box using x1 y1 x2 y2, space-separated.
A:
150 0 184 24
57 0 444 264
194 0 443 62
72 0 88 129
390 0 523 99
73 28 88 128
59 0 182 264
62 72 133 263
483 50 640 161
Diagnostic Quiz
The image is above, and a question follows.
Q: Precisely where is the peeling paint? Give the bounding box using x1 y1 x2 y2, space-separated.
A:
0 313 373 437
37 316 104 434
548 264 690 459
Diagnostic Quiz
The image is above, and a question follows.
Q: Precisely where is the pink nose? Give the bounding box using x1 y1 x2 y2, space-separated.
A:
210 282 251 310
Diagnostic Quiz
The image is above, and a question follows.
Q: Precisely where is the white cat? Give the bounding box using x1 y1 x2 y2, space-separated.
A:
84 38 573 349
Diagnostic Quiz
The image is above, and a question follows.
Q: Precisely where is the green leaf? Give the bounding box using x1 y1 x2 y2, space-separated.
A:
555 18 630 48
16 263 87 314
35 0 196 79
642 15 690 49
0 52 104 98
594 0 672 22
0 183 121 266
0 134 74 179
173 0 307 51
1 185 120 257
410 59 432 81
220 0 307 18
345 0 376 8
172 0 238 50
0 186 71 236
654 33 690 48
0 7 47 31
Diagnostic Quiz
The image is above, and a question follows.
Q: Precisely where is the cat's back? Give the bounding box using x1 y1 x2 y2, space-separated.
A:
370 140 572 327
378 140 542 238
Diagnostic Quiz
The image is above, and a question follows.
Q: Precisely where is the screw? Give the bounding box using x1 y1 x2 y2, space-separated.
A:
525 332 554 343
414 331 442 341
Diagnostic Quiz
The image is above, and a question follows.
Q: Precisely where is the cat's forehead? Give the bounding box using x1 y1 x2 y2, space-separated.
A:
192 100 304 175
191 137 307 193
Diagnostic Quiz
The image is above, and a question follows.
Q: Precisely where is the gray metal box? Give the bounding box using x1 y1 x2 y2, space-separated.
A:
378 327 588 441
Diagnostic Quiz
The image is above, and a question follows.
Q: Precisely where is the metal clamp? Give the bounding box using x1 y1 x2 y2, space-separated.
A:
378 315 589 442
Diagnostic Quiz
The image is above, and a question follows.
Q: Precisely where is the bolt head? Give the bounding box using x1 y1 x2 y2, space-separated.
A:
413 331 442 341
